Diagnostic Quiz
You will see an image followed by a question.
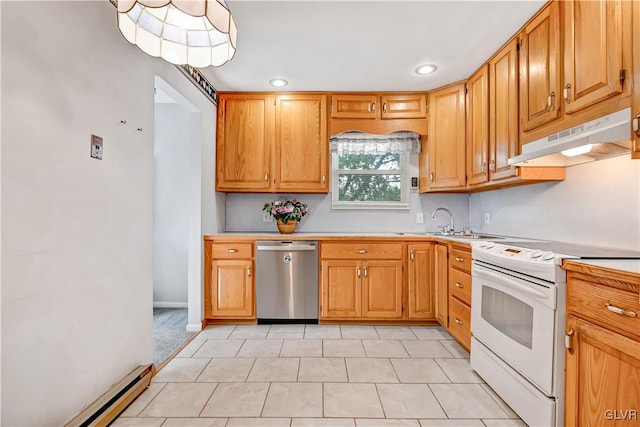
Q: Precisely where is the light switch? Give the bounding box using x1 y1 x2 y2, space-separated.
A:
91 134 103 160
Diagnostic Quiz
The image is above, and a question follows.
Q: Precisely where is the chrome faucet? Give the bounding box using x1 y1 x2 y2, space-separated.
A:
431 207 454 234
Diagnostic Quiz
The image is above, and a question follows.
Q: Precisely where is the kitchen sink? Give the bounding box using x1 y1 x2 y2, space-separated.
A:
426 232 504 240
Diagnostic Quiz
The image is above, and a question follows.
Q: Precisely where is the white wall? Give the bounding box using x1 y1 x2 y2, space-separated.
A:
225 192 469 233
1 2 219 425
470 156 640 250
153 102 200 306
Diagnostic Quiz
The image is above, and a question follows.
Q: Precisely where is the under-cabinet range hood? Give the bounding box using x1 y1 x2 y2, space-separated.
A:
509 107 632 167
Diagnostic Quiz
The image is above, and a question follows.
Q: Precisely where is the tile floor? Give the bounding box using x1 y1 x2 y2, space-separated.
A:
113 325 526 427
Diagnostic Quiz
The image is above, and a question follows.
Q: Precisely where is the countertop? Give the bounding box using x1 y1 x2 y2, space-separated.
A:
563 259 640 277
203 231 514 245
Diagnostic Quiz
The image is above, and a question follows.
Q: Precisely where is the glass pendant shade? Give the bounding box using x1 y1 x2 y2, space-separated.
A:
117 0 237 67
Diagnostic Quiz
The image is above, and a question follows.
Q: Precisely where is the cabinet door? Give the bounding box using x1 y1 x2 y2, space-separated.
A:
435 244 449 327
408 244 435 320
632 0 640 159
381 94 427 119
519 2 561 132
331 94 378 119
467 65 490 186
428 83 466 189
489 39 520 181
362 260 403 318
565 315 640 427
275 94 328 192
563 0 629 114
209 259 254 318
321 260 361 318
216 95 274 191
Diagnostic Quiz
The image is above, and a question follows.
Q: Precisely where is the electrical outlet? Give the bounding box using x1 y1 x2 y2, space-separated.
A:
484 212 491 225
90 134 103 160
262 212 273 222
416 212 424 224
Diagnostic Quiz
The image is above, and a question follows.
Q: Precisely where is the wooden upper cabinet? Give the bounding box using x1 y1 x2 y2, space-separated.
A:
632 0 640 159
216 93 329 193
331 94 378 119
275 94 328 192
381 94 427 119
427 83 467 190
216 94 274 191
489 39 520 181
519 1 561 132
408 243 436 320
466 65 490 186
563 0 630 114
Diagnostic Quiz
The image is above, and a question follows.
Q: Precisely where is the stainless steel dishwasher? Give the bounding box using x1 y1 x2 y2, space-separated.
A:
256 240 318 323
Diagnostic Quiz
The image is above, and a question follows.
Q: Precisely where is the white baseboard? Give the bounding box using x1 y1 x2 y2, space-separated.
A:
186 323 203 332
153 302 188 308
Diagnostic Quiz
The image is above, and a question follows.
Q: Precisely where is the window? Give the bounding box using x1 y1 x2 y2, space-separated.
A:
330 132 420 209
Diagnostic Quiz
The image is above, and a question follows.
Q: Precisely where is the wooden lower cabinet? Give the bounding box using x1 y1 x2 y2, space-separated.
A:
447 243 472 351
564 262 640 427
434 244 449 327
408 243 436 320
564 315 640 427
362 260 404 318
205 240 255 320
321 260 362 318
320 259 403 319
208 260 254 318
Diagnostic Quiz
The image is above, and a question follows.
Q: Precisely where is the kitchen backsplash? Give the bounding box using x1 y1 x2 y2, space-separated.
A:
470 155 640 251
225 192 470 233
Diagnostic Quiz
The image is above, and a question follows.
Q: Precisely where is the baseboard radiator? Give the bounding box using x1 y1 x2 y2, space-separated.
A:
65 364 154 427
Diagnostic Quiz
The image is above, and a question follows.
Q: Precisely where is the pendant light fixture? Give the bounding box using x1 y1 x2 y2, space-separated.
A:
117 0 237 68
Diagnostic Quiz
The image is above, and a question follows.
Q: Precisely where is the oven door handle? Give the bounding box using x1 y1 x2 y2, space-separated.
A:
474 268 548 299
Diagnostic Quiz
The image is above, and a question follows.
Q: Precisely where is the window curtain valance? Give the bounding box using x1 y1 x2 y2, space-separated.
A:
329 131 422 155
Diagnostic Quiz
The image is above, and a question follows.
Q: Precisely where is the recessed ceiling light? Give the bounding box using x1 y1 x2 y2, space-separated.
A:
269 78 289 87
415 64 438 75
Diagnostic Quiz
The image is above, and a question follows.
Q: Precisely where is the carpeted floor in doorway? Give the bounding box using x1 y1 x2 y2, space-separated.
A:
153 307 196 366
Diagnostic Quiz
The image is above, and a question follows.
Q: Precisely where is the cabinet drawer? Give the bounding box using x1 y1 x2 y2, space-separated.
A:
211 242 253 259
568 278 640 339
321 243 403 260
449 247 471 273
448 296 471 351
449 268 471 305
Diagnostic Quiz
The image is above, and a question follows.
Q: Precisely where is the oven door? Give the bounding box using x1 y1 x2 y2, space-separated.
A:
471 261 556 395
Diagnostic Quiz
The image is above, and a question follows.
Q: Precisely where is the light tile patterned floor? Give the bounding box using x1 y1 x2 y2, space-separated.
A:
113 325 526 427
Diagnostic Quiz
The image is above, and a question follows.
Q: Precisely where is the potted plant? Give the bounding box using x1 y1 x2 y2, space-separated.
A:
262 199 309 234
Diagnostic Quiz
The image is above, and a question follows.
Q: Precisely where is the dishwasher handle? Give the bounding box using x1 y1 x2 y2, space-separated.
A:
257 244 317 251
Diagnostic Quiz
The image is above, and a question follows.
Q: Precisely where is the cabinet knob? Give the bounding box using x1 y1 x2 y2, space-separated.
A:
489 159 495 172
367 103 372 113
410 251 414 261
357 267 361 277
563 83 572 104
455 257 464 262
322 175 326 184
356 249 368 254
455 282 464 288
633 112 640 136
247 266 252 277
454 318 463 325
481 163 486 174
429 172 434 182
371 102 376 113
383 102 387 113
227 249 238 253
547 92 555 111
264 173 269 182
363 267 368 277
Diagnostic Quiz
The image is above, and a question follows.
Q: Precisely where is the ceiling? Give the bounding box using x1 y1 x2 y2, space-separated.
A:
200 1 545 93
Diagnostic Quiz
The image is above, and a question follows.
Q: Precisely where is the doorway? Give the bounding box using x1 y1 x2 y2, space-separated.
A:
152 76 203 366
